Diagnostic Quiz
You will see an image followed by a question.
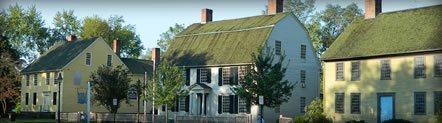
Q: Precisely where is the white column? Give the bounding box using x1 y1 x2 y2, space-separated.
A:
202 94 205 116
189 93 193 115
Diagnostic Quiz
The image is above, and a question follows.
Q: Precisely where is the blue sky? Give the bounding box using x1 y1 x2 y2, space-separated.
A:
1 0 442 54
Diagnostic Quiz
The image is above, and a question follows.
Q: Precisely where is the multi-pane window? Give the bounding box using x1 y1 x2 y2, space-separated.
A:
222 96 230 113
34 74 38 86
414 92 426 115
223 68 231 85
26 75 30 86
300 97 306 113
414 57 426 78
301 44 306 59
335 93 345 113
107 55 112 67
435 91 442 115
53 92 57 105
200 69 210 83
86 53 91 65
46 72 50 85
301 70 306 88
381 60 391 80
351 62 360 81
54 72 58 84
239 66 247 82
275 40 281 55
336 63 344 81
33 93 37 105
351 93 361 114
239 98 247 113
435 55 442 77
77 92 86 104
179 97 186 111
25 93 29 105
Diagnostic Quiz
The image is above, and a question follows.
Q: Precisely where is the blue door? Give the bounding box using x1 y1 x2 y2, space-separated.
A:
380 96 393 123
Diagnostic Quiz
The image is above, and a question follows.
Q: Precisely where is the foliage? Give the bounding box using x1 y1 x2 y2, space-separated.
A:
231 46 294 116
157 23 185 53
14 97 20 114
382 119 412 123
140 48 152 60
143 60 185 123
89 65 131 114
80 15 144 58
304 98 323 121
53 10 80 40
345 120 366 123
293 116 306 123
0 53 21 114
283 0 315 24
438 99 442 123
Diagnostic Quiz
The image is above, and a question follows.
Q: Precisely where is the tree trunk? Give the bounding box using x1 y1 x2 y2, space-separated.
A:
1 99 7 114
165 104 168 123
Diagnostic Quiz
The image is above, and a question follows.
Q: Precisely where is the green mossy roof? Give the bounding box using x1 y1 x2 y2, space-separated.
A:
321 5 442 60
164 13 289 66
21 37 99 73
121 58 153 74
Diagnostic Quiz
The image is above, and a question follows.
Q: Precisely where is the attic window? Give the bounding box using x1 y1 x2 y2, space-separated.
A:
275 40 281 55
86 53 91 65
107 55 112 67
301 44 306 59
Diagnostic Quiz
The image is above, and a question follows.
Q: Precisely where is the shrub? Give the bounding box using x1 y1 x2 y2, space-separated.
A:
304 98 332 123
345 120 366 123
293 116 306 123
382 119 412 123
438 99 442 123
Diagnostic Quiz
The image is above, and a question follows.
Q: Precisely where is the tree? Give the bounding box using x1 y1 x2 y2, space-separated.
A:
284 0 315 24
53 10 80 40
231 47 295 120
144 60 184 123
89 65 131 122
140 48 152 60
0 36 21 114
81 15 144 58
157 23 185 53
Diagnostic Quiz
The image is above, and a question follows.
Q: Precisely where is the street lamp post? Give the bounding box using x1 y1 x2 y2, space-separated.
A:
57 73 63 123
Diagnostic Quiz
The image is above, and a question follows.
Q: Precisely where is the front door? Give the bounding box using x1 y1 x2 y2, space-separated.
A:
43 92 50 112
378 93 395 123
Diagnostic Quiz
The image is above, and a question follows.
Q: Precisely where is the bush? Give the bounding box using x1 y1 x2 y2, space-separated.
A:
293 116 306 123
345 120 366 123
382 119 412 123
438 99 442 123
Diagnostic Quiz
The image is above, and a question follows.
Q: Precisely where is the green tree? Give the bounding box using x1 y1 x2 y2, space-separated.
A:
231 47 294 119
157 23 185 53
89 65 131 122
144 60 184 123
53 10 80 40
0 36 21 114
81 15 144 58
140 48 152 60
284 0 315 24
438 99 442 123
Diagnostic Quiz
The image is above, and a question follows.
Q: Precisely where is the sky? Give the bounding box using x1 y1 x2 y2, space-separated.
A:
1 0 442 54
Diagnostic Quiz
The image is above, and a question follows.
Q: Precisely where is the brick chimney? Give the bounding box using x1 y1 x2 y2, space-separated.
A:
365 0 382 19
201 8 213 24
113 40 120 57
152 48 160 64
67 35 77 41
268 0 283 14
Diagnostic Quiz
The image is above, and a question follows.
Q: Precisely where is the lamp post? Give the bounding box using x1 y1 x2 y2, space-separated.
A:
57 73 63 123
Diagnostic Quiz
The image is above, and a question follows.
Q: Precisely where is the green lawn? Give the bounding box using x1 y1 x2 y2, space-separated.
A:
0 118 76 123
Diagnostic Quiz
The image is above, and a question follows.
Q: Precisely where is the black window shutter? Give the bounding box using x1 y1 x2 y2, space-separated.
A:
185 95 190 112
197 69 201 83
246 98 251 114
186 69 190 86
171 102 175 112
218 96 222 114
218 68 223 86
234 95 239 114
207 69 211 83
230 95 234 113
230 67 238 85
175 96 179 111
162 105 165 111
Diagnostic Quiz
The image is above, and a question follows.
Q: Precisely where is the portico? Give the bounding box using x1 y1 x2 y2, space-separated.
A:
189 83 211 116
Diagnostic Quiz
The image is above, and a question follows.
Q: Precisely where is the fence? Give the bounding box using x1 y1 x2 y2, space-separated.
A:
58 112 251 123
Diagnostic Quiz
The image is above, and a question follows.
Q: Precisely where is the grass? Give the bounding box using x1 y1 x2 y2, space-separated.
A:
0 118 76 123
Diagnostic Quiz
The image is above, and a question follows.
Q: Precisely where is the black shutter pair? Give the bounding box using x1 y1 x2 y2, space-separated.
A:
230 67 238 85
185 95 189 112
218 68 223 86
197 69 201 83
218 96 222 114
185 69 190 86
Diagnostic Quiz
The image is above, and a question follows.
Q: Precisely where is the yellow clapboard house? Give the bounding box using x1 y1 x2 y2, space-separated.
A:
20 36 152 114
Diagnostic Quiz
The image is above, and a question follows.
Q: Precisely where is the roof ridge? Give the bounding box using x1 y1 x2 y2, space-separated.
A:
380 4 442 15
176 24 275 38
199 12 289 24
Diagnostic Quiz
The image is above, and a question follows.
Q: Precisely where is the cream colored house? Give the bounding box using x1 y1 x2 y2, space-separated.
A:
321 1 442 123
20 36 152 114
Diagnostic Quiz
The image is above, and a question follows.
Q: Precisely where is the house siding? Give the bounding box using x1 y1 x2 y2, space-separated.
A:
323 53 442 123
